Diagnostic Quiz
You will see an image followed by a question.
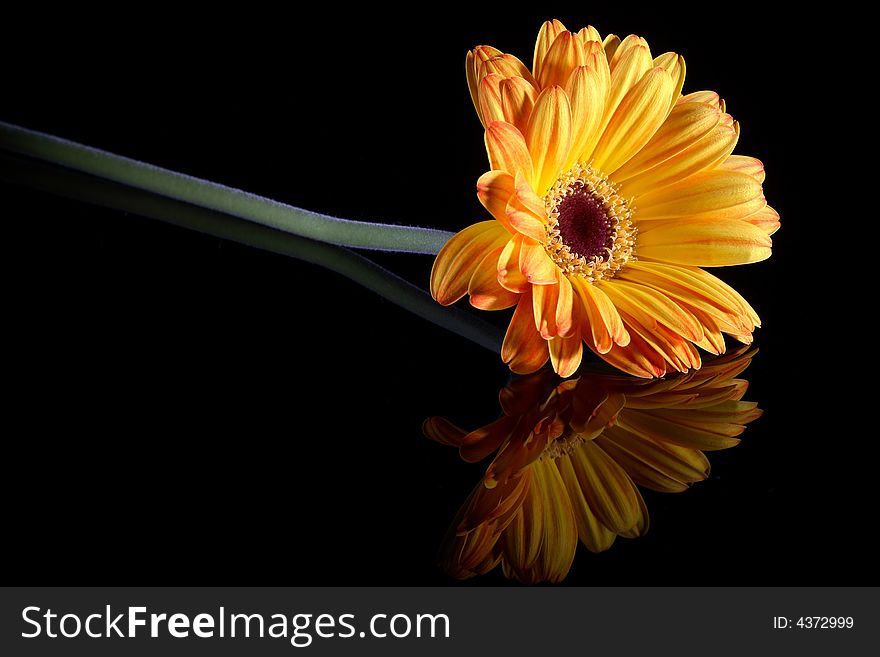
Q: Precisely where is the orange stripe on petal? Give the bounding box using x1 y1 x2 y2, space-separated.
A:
485 121 534 181
502 293 550 374
743 204 780 235
477 74 505 125
431 221 509 305
526 86 572 195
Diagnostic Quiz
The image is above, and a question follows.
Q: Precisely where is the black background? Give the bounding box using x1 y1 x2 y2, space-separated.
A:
1 5 866 585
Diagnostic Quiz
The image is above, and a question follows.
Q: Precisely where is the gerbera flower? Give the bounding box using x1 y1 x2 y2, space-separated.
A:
431 20 779 377
424 348 761 583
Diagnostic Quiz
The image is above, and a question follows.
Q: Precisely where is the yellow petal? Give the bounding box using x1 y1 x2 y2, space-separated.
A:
635 170 765 221
485 120 534 181
526 86 572 194
533 19 568 84
599 279 704 343
637 218 772 266
533 459 578 582
569 441 642 534
557 454 616 552
564 64 607 168
538 31 585 89
502 293 550 373
605 36 651 116
717 155 766 183
743 204 781 235
477 73 505 126
571 276 630 353
501 76 539 135
592 66 674 174
622 117 739 197
430 221 509 305
576 25 602 44
614 102 722 183
602 33 621 63
678 90 722 109
653 52 686 113
617 409 742 451
467 46 503 124
478 53 535 87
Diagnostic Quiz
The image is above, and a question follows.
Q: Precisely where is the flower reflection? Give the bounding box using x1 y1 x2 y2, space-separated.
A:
424 347 760 583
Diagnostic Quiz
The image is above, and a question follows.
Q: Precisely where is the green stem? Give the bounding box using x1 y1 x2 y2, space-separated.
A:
0 152 504 354
0 121 455 255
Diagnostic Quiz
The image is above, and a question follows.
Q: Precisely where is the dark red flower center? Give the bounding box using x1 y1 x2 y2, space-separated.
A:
555 184 612 261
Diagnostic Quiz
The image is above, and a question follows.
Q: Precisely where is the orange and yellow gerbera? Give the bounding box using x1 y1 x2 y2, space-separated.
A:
424 347 761 583
431 20 779 378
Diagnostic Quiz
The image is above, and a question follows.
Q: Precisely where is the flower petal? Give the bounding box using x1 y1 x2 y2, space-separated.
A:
742 204 780 235
557 453 616 552
571 277 630 353
519 239 558 284
717 154 765 183
500 76 539 135
617 408 742 451
604 36 652 125
532 459 578 582
468 245 520 310
678 90 723 109
431 221 510 305
592 66 674 174
477 170 516 231
653 52 686 112
497 234 529 292
423 416 468 448
569 440 642 534
502 293 550 373
526 86 572 195
477 73 505 125
467 46 503 124
622 115 739 197
635 170 765 221
555 272 575 338
600 279 704 342
636 218 772 266
614 102 722 183
538 31 585 89
565 64 607 169
485 120 534 182
533 19 568 84
549 333 583 378
532 279 559 338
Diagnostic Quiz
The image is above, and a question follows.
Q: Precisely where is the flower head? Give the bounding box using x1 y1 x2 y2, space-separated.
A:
424 348 761 583
432 20 778 378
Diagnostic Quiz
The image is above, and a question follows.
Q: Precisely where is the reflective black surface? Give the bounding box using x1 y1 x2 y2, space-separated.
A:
2 6 865 584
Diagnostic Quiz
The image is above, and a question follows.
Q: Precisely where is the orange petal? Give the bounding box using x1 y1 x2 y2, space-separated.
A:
423 417 467 448
502 293 550 373
532 279 559 338
469 246 519 310
431 221 510 305
485 120 534 181
460 414 519 463
600 279 704 343
742 204 780 235
476 170 516 231
467 46 503 124
525 86 572 195
549 334 583 378
497 234 529 292
555 272 575 338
